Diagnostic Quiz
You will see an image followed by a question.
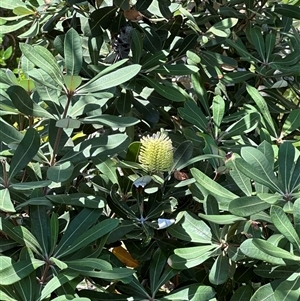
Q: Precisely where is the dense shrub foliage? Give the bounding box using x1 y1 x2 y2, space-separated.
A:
1 0 300 300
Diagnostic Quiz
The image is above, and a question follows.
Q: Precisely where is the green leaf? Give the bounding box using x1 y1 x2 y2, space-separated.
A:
47 162 74 183
63 75 82 91
0 258 44 285
226 154 252 196
274 275 300 301
168 211 212 243
50 213 59 256
57 218 119 258
250 27 265 61
222 71 256 84
153 64 199 76
237 147 283 193
65 258 112 272
159 284 215 301
0 19 32 34
240 239 287 265
168 245 217 269
250 282 277 301
246 84 277 137
178 100 208 132
0 188 15 213
275 4 300 19
176 34 198 58
222 112 260 139
55 118 81 129
10 180 51 190
172 140 193 171
252 239 300 261
64 28 82 76
209 254 231 285
131 29 143 64
0 118 26 145
142 76 185 102
8 127 40 181
40 272 78 300
278 143 295 192
191 168 238 210
19 43 64 87
80 115 139 128
47 194 105 209
54 208 102 257
265 33 276 62
198 213 246 224
113 0 130 10
150 248 167 294
270 205 300 249
230 285 253 301
6 85 54 118
78 65 141 93
229 196 270 217
282 109 300 137
59 134 130 164
212 95 225 128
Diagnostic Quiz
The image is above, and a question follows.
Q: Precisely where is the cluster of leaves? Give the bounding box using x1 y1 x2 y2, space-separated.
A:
1 0 300 300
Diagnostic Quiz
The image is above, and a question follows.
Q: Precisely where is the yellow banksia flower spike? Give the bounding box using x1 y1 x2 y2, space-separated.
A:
138 132 174 173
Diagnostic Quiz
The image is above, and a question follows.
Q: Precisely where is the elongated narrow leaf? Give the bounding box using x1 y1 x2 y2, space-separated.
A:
229 196 270 217
250 283 277 301
226 154 252 196
150 248 167 294
50 213 59 255
168 211 212 243
250 27 265 61
64 28 82 75
30 206 50 256
252 239 300 261
0 188 15 213
0 118 23 145
270 205 300 249
0 259 44 285
168 245 217 269
153 64 199 75
172 140 193 171
212 95 225 128
65 258 112 271
40 272 78 300
19 43 64 87
54 208 102 257
209 254 231 285
282 109 300 137
191 168 238 210
160 284 215 301
178 100 208 132
231 285 253 301
246 85 277 137
240 239 287 265
275 4 300 19
8 127 40 181
7 85 54 118
274 276 300 301
222 112 260 139
198 213 245 224
143 76 185 102
57 218 119 258
78 65 141 93
80 115 139 128
278 143 295 192
240 147 283 192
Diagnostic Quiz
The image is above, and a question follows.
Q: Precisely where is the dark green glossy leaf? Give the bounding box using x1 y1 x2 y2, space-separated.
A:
7 85 54 118
47 162 74 182
229 196 270 217
0 188 14 213
282 109 300 137
0 258 44 285
8 127 40 181
64 28 82 75
270 205 300 249
80 115 139 128
250 26 265 60
275 4 300 19
230 285 253 301
209 254 231 285
278 143 295 192
160 284 215 301
172 140 193 171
